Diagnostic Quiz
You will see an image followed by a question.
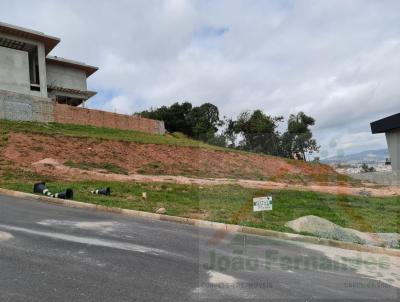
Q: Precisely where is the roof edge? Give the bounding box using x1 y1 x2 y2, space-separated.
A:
46 56 98 77
371 113 400 134
0 21 60 54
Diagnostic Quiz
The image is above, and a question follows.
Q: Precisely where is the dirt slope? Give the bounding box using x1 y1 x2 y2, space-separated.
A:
27 158 400 197
3 132 342 183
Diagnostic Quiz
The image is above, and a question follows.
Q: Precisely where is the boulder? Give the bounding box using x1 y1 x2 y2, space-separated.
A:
286 216 400 247
156 207 166 214
285 215 366 244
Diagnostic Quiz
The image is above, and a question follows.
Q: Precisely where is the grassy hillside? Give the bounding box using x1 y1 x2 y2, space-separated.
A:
1 119 348 184
0 119 226 150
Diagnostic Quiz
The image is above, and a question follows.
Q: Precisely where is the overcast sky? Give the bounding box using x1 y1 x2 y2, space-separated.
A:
1 0 399 158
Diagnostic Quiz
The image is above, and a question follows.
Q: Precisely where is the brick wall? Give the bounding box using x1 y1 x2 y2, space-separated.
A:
54 103 165 135
0 89 165 135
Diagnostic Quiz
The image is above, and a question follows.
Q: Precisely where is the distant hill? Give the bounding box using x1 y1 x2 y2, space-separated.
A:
322 149 389 164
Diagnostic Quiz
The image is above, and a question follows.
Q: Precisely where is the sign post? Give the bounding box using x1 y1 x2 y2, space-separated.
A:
253 196 273 212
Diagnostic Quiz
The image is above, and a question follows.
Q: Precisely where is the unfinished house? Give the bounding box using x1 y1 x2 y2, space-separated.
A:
0 21 165 135
0 21 98 106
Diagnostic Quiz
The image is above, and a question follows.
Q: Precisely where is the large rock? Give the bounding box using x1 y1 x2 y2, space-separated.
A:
155 207 166 214
286 216 400 247
285 215 366 244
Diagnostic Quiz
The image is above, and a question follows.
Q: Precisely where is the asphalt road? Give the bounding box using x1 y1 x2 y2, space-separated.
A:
0 194 398 301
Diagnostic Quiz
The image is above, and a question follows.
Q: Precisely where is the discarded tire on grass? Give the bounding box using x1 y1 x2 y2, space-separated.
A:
91 187 111 196
33 182 74 200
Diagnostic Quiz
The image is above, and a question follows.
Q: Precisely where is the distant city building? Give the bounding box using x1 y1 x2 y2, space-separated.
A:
371 113 400 171
0 21 98 106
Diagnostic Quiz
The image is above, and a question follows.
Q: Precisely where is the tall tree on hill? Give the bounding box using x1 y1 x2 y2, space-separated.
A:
232 110 283 155
280 112 320 161
188 103 222 141
222 118 237 148
138 102 222 142
139 102 193 136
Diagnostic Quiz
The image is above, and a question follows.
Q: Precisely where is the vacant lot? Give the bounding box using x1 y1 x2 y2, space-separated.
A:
1 179 398 234
0 120 351 184
1 119 398 239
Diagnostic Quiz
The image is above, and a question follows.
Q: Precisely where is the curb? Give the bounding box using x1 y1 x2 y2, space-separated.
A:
0 187 399 257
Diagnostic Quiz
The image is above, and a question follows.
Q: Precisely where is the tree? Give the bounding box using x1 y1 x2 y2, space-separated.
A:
139 104 320 161
222 118 237 148
166 102 193 135
138 102 222 142
232 110 283 155
138 102 193 136
280 112 319 161
361 163 376 173
187 103 222 141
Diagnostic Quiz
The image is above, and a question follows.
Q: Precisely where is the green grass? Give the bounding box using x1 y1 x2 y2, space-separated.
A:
0 119 226 150
0 127 9 149
1 179 398 234
64 161 129 175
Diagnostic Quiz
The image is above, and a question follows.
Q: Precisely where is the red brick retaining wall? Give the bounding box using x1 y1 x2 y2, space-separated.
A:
54 103 165 135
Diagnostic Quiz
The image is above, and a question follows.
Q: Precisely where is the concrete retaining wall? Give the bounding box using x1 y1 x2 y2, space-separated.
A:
351 171 400 186
0 89 54 122
0 89 165 135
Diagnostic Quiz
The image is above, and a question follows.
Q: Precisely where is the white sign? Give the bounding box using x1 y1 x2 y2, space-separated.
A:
253 196 273 212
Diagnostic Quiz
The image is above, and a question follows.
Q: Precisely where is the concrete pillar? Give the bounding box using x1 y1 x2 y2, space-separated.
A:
386 129 400 171
37 43 48 98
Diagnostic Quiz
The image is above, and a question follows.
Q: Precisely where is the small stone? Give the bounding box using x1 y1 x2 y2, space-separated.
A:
156 207 166 214
359 188 371 197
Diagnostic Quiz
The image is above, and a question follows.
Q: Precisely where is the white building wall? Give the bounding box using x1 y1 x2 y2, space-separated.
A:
46 63 87 91
386 129 400 171
0 46 30 93
0 32 48 98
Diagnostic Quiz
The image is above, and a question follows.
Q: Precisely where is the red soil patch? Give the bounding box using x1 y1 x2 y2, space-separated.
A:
3 132 398 196
25 158 400 197
3 132 338 182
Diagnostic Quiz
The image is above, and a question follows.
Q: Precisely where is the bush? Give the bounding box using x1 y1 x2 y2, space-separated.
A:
361 163 376 173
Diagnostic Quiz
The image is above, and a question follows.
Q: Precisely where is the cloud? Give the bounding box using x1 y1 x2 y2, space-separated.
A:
326 131 387 158
193 26 229 39
1 0 399 155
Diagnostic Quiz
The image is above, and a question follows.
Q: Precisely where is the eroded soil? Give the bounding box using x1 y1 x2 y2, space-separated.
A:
2 132 398 197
